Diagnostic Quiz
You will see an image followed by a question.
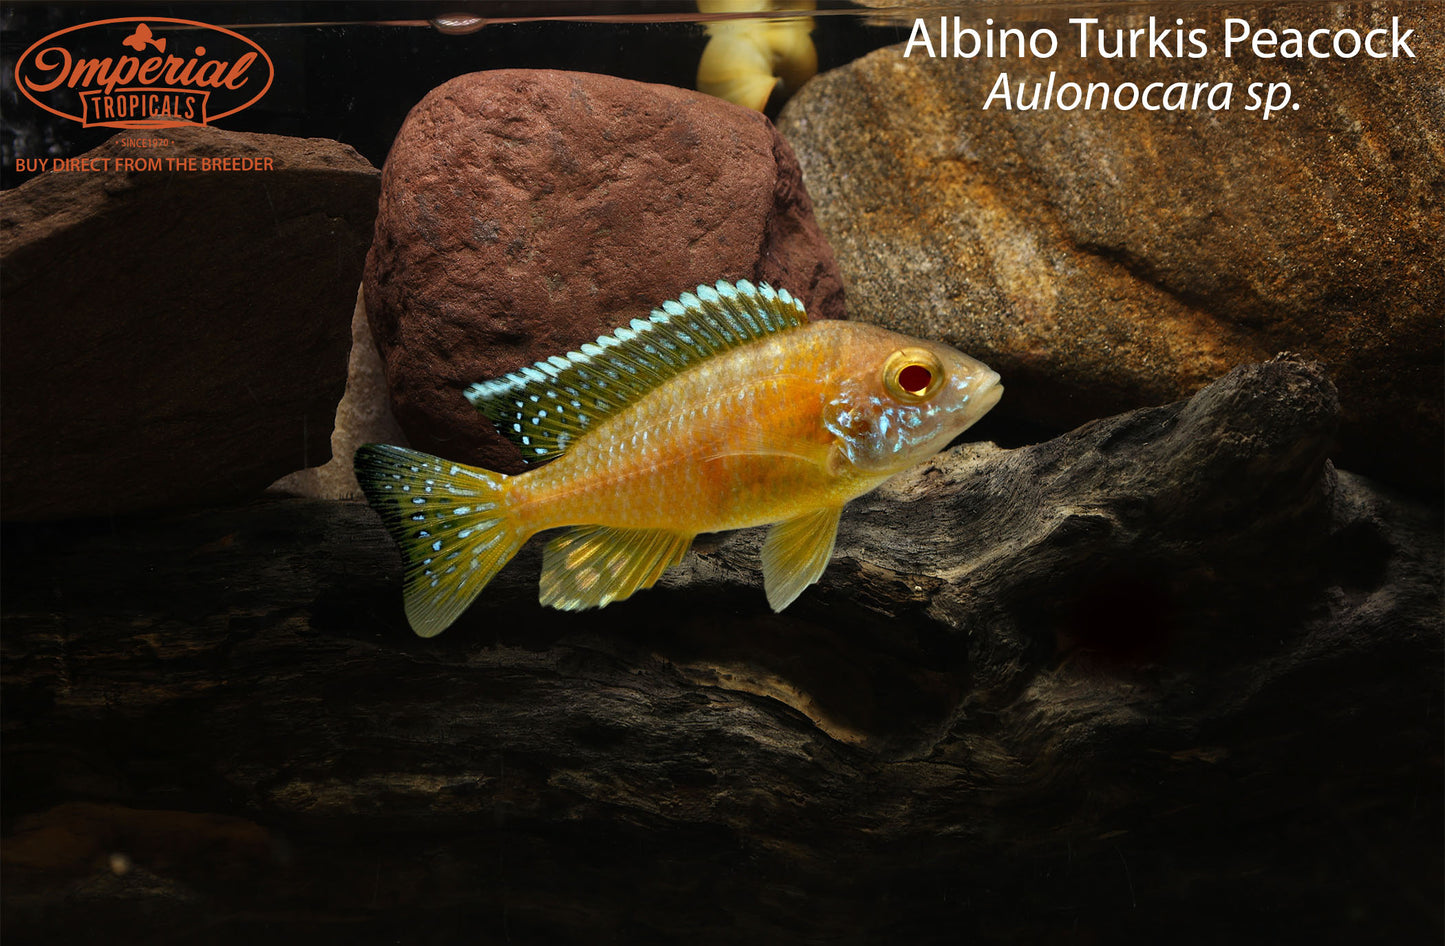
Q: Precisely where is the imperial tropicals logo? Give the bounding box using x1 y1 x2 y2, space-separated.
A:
15 17 274 129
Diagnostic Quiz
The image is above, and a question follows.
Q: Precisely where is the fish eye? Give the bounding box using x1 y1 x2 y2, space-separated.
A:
898 363 932 394
883 348 944 402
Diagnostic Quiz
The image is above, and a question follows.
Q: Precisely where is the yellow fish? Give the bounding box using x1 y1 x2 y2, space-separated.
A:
355 280 1002 637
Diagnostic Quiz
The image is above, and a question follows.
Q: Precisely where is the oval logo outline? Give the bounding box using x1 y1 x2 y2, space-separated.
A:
14 16 275 128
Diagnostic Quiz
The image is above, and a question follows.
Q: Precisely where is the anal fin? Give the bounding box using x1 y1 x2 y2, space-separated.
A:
761 506 843 612
541 526 693 611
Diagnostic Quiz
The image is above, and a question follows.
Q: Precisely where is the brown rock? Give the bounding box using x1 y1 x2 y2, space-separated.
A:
0 127 379 521
776 5 1444 490
365 69 845 473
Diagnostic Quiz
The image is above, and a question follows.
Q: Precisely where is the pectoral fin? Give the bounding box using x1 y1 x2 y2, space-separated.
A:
761 506 843 612
541 526 693 610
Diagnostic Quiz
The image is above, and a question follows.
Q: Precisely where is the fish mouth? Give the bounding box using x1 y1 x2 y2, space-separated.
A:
947 372 1002 440
975 374 1003 415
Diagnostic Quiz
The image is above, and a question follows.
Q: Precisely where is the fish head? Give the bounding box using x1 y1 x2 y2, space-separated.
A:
825 327 1002 476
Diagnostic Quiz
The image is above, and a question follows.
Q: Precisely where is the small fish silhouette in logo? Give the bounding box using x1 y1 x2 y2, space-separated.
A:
122 23 166 53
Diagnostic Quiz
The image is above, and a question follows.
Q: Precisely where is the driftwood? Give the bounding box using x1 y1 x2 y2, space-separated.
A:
2 357 1440 945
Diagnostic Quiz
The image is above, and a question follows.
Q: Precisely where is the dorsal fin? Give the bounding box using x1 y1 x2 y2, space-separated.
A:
465 279 807 464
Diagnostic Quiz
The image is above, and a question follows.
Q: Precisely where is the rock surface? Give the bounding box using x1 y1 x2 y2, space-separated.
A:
776 4 1444 490
0 128 379 520
270 288 410 501
365 69 846 473
3 358 1439 944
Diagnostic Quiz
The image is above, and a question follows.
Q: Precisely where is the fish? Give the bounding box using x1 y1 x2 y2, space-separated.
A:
355 279 1002 637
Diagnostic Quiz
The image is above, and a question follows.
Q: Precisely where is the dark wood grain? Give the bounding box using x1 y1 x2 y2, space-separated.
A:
3 358 1440 945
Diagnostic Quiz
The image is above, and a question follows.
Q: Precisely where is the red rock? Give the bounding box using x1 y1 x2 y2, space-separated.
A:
0 127 379 521
364 69 845 473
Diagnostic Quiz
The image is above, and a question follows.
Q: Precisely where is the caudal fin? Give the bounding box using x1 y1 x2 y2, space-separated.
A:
354 444 523 637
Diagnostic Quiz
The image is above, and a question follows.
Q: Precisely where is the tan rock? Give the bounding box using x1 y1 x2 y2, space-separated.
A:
270 287 409 501
777 5 1443 488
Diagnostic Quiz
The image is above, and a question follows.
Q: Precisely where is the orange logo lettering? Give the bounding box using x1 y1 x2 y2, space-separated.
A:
15 17 274 128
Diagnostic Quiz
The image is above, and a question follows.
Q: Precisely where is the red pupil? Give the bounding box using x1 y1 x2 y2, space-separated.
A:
898 364 932 393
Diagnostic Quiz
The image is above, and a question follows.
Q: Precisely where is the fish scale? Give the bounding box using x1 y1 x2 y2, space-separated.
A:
356 279 1002 637
513 331 844 534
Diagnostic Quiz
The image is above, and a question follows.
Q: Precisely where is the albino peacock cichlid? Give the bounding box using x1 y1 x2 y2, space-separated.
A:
355 279 1002 637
